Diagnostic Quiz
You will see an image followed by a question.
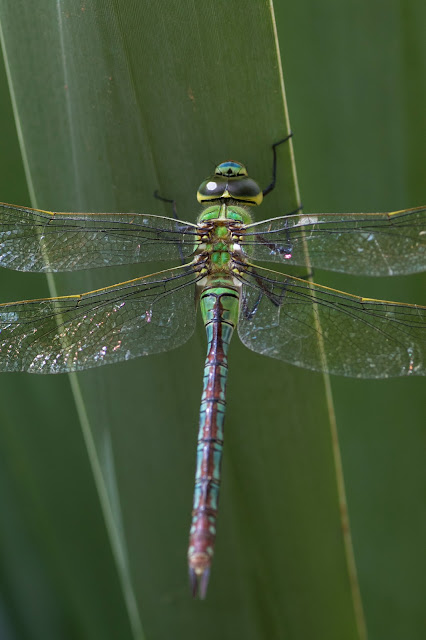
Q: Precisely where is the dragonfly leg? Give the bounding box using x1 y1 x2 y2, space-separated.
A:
253 207 305 259
241 289 263 319
262 134 293 197
153 190 186 265
241 286 286 320
241 283 286 320
153 190 179 219
240 265 289 319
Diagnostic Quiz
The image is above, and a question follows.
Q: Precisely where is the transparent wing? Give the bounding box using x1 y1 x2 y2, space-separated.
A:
0 202 198 272
237 263 426 378
0 264 199 373
243 206 426 276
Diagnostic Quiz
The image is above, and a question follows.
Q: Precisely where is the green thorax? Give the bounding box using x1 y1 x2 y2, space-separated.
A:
194 160 262 275
195 204 251 272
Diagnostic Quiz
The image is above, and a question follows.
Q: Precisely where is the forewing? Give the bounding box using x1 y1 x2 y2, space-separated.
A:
237 265 426 378
0 203 198 272
0 265 198 373
244 207 426 276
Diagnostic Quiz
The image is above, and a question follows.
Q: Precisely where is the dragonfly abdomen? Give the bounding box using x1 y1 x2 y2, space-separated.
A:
188 285 239 598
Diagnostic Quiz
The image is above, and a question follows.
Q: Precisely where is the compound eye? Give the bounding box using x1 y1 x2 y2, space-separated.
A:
205 180 221 193
197 176 227 201
226 177 262 204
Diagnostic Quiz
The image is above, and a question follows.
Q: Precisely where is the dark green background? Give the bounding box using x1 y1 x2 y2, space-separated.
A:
0 1 425 639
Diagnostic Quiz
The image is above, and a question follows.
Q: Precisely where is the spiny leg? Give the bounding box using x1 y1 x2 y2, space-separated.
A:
252 207 304 259
240 264 290 320
154 190 179 220
154 190 186 265
258 136 304 259
262 134 293 197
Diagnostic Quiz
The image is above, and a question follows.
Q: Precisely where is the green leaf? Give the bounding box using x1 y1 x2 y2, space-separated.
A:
0 1 424 639
277 2 426 638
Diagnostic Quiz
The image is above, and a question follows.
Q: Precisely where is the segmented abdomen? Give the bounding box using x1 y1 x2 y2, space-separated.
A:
188 285 239 598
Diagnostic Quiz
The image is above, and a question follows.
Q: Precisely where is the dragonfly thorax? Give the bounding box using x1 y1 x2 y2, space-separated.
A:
197 160 263 206
193 211 248 282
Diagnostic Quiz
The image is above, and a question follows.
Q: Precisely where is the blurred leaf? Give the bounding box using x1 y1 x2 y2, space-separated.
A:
1 1 424 639
277 1 426 638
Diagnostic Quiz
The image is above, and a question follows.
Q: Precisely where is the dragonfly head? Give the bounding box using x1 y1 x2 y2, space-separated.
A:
197 160 263 206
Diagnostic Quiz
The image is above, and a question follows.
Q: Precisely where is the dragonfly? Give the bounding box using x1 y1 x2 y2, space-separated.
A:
0 139 425 599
